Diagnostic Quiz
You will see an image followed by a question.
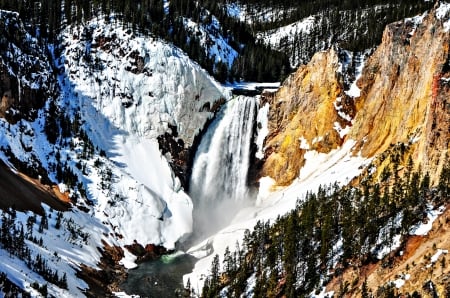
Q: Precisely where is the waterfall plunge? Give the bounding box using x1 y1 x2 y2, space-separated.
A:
189 96 257 237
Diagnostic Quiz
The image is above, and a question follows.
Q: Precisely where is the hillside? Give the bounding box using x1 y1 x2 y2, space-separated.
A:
189 2 450 297
0 7 227 297
260 1 449 187
0 161 68 214
0 1 448 297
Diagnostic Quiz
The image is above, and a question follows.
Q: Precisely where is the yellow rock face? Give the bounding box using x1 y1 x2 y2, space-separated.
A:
261 48 345 186
262 7 450 186
350 9 450 183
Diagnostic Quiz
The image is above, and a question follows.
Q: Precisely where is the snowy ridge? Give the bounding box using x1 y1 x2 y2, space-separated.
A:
256 15 315 50
0 10 55 117
183 15 239 69
0 203 108 297
436 1 450 31
58 17 230 250
225 2 296 25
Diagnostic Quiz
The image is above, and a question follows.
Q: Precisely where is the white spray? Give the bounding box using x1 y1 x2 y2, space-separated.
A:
189 95 257 237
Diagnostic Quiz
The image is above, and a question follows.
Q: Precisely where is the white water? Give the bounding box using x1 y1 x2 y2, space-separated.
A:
189 95 257 237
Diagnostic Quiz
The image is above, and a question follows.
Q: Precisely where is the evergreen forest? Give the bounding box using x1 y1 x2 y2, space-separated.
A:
0 0 434 82
196 155 450 297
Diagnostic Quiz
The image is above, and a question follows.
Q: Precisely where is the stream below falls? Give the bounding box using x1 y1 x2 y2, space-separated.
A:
120 252 197 297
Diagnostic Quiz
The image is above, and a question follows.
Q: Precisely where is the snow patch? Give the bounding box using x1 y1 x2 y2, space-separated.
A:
299 137 310 150
344 53 365 98
405 12 427 37
334 122 351 138
393 278 405 288
183 15 238 69
436 2 450 31
409 205 445 236
312 287 335 298
430 249 448 264
371 213 403 260
119 249 138 269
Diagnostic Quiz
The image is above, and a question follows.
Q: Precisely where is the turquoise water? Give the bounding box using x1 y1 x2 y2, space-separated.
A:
120 252 197 297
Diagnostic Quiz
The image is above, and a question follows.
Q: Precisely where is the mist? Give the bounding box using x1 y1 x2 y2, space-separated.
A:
188 96 258 241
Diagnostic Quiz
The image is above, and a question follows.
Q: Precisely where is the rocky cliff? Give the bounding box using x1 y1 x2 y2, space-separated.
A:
261 3 450 186
350 4 450 182
0 11 56 123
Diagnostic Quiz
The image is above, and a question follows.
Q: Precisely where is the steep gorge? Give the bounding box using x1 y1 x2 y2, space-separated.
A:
260 4 450 186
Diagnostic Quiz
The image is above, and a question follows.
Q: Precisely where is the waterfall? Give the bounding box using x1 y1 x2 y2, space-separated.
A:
189 96 257 236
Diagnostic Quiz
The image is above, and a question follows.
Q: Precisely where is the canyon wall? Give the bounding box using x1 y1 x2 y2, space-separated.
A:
261 4 450 186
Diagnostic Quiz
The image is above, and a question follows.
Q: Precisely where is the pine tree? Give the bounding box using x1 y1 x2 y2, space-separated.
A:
362 279 370 298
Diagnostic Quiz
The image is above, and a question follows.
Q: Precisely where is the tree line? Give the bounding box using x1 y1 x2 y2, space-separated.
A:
0 0 434 82
195 155 450 297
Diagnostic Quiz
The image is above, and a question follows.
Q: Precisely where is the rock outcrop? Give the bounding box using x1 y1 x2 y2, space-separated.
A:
261 3 450 186
260 48 350 186
0 10 56 123
350 4 450 182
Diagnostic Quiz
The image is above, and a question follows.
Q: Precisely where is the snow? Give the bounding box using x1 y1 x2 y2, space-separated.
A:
299 137 310 150
334 121 351 138
392 272 411 289
56 16 231 254
312 287 335 298
409 205 445 236
256 176 276 205
436 2 450 32
113 292 139 298
119 248 138 270
256 15 315 47
371 213 403 260
343 52 366 98
183 15 238 69
430 249 448 264
0 204 110 297
184 139 371 291
333 97 353 123
225 3 296 25
404 12 427 37
228 81 281 91
225 3 241 19
163 0 170 15
393 278 405 288
376 235 402 260
0 11 229 296
256 15 316 66
62 16 227 145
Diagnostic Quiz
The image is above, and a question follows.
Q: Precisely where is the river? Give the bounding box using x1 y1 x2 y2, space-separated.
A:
120 252 197 297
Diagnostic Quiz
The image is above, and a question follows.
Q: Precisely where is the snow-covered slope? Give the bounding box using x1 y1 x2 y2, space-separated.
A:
56 16 229 250
0 13 229 296
61 17 227 145
0 10 56 121
184 140 371 293
182 15 239 69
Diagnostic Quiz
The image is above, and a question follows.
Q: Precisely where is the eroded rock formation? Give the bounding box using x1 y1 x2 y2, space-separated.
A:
260 48 348 186
350 6 450 182
0 11 55 123
261 4 450 186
